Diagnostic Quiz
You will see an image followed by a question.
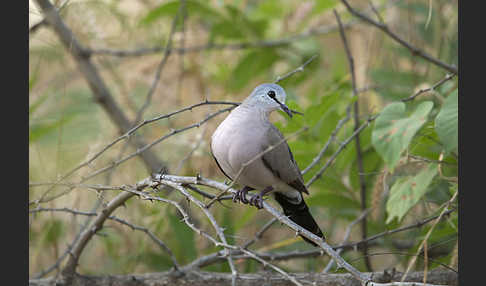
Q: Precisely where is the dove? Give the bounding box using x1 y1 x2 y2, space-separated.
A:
210 83 324 245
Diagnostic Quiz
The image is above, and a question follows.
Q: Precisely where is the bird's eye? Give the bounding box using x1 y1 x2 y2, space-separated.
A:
267 90 276 98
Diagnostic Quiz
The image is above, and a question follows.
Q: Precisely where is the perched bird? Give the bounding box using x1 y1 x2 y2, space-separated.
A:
210 83 324 246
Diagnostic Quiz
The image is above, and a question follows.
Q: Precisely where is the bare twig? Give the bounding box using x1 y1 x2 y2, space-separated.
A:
159 174 370 283
367 0 384 23
335 207 456 252
241 218 278 249
161 181 239 286
33 0 164 174
340 0 458 74
323 209 370 273
89 23 353 58
334 8 373 272
60 191 135 282
29 207 180 270
274 54 318 84
32 0 165 210
131 0 185 125
77 107 234 184
400 190 458 283
305 114 378 188
86 1 403 59
401 73 456 102
302 104 352 175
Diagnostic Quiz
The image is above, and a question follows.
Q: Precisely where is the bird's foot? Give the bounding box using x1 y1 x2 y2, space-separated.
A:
233 186 253 204
248 186 274 209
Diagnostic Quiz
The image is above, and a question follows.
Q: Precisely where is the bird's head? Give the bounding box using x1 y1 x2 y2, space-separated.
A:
242 83 293 118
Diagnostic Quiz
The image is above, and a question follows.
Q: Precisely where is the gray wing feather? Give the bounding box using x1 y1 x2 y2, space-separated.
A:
261 125 309 194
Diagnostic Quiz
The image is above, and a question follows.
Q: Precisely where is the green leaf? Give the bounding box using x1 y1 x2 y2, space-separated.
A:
228 49 280 91
385 163 438 223
140 0 223 26
435 90 458 153
372 101 433 172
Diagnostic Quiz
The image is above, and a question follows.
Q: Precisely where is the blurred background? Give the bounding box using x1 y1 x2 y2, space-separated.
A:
29 0 458 278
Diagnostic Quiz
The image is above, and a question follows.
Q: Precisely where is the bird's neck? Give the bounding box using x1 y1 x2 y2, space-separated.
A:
235 104 272 123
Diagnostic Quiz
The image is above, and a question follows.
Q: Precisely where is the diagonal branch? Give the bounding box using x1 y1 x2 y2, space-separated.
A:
158 174 370 283
305 113 378 188
33 0 164 173
339 0 458 74
334 8 373 272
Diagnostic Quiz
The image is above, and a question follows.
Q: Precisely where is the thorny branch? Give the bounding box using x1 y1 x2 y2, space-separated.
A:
29 174 457 285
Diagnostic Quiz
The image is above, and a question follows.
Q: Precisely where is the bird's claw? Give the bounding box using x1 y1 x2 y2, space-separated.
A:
233 187 250 204
249 194 264 209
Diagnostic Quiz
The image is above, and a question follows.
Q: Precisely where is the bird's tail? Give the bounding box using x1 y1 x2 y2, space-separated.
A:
273 192 324 246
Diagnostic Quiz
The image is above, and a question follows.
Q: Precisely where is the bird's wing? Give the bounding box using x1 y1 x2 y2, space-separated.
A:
261 124 309 194
210 141 233 181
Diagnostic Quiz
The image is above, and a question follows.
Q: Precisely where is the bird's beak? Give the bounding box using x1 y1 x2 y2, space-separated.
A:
279 102 293 118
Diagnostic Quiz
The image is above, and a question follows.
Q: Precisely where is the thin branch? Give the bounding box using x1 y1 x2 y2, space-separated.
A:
183 191 456 269
340 0 458 74
33 0 164 174
32 0 165 210
302 104 352 175
305 113 378 188
76 107 233 186
400 190 458 283
367 0 384 23
241 218 278 249
323 209 370 273
89 23 354 58
29 207 180 270
60 191 135 281
401 73 456 102
334 8 372 272
158 174 370 283
274 54 318 84
160 181 239 286
131 0 185 125
335 207 456 251
86 0 403 58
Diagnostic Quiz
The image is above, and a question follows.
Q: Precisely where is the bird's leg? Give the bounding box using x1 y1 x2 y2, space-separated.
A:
233 186 254 204
249 186 274 209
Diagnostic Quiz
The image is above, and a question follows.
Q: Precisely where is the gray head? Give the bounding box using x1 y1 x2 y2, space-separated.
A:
241 83 293 118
